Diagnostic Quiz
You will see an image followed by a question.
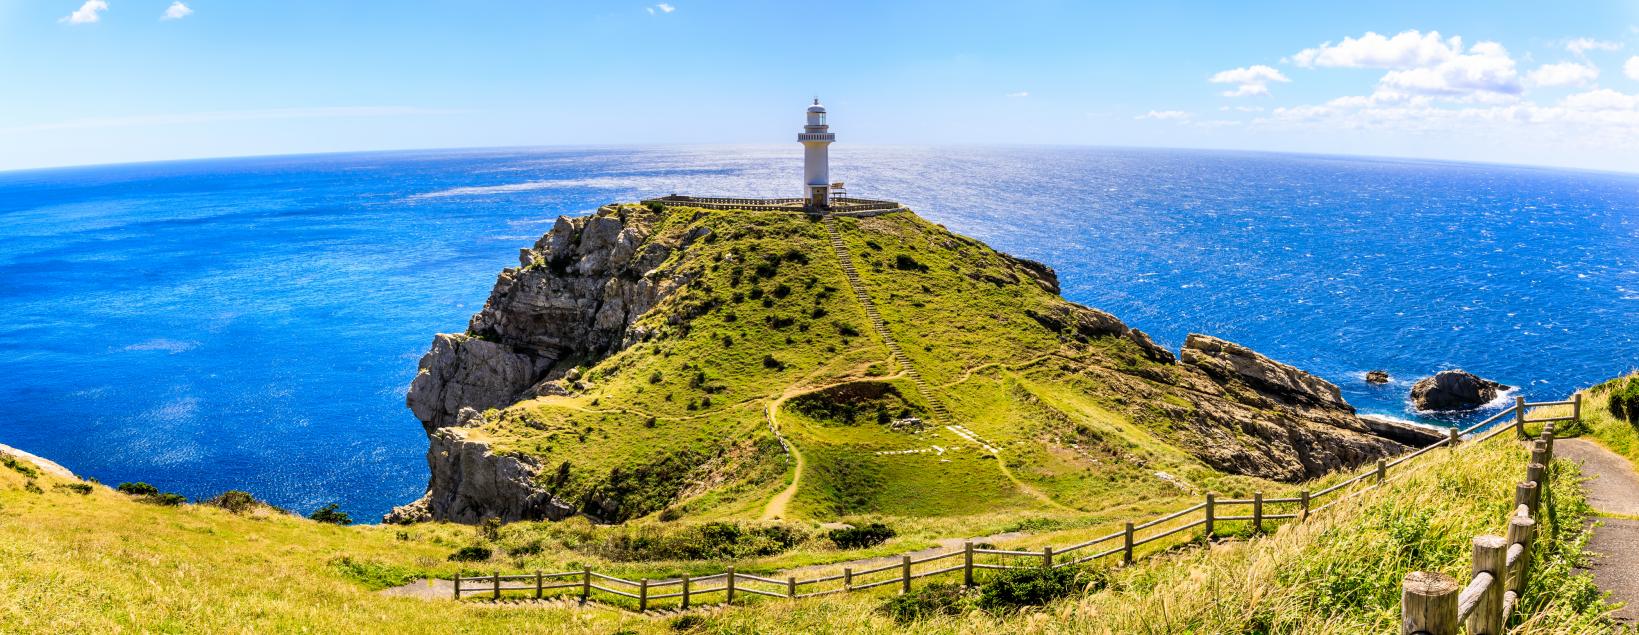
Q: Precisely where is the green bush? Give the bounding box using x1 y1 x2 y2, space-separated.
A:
1 454 39 478
977 565 1102 613
829 522 896 549
1608 377 1639 422
878 582 972 624
53 482 93 495
308 503 352 525
116 482 159 497
146 493 188 506
447 545 493 562
206 490 259 514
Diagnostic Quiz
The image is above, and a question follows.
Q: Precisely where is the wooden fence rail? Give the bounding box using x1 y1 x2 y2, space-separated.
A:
1400 422 1557 635
449 396 1581 616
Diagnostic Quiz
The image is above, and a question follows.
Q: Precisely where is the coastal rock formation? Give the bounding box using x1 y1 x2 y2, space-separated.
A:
1160 334 1441 480
1411 370 1508 411
1366 370 1390 384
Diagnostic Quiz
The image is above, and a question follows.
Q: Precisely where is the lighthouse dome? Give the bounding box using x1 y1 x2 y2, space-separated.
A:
807 100 826 113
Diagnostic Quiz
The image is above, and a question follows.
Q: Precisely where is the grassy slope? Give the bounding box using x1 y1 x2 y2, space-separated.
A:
2 418 1611 633
1570 372 1639 468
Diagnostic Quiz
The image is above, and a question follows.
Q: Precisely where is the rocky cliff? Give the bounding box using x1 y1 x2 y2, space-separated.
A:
391 203 1439 524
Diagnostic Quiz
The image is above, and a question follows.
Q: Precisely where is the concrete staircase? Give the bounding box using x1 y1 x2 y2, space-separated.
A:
824 215 953 425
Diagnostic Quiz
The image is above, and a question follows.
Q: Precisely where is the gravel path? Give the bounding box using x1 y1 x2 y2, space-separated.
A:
1558 438 1639 625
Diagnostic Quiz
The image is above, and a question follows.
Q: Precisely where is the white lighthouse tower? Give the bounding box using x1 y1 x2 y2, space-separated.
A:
798 98 836 207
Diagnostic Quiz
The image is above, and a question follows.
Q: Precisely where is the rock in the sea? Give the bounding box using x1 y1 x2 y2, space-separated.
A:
1365 370 1390 384
1410 370 1508 411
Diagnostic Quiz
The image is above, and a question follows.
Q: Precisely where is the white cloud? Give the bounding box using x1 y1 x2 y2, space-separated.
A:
1377 41 1521 98
1208 65 1290 97
1005 91 1029 98
657 3 675 12
60 0 108 24
1526 62 1599 88
161 1 192 20
1560 88 1639 111
1566 38 1622 56
1290 30 1462 69
1136 110 1191 121
1626 56 1639 81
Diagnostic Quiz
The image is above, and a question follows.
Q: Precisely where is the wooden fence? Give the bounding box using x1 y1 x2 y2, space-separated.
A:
1400 419 1560 634
637 195 909 216
452 395 1581 614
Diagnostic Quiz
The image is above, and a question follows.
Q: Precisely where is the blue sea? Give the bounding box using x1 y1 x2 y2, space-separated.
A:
2 146 1636 521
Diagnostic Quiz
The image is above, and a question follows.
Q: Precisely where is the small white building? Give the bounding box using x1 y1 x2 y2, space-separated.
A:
798 98 836 207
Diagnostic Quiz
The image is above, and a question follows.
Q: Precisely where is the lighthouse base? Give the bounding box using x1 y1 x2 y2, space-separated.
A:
808 186 830 208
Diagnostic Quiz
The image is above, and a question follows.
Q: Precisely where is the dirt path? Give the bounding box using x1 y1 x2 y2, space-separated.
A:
1557 438 1639 625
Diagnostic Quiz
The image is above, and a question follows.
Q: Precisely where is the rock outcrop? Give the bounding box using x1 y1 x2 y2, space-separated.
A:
1365 370 1390 384
1411 370 1508 411
392 205 686 523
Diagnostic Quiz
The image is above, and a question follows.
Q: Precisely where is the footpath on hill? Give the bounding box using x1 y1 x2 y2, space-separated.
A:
1557 438 1639 625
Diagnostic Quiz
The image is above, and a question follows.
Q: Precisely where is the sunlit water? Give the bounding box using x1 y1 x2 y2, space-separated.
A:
1 146 1635 520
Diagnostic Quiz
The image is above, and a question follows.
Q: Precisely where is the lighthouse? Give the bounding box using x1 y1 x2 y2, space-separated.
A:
798 98 836 207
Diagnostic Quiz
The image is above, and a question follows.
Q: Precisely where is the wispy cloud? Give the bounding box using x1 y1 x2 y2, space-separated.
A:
1136 110 1191 121
1565 37 1622 56
60 0 108 24
1627 56 1639 81
1209 65 1290 97
0 106 468 135
1005 91 1029 98
1526 62 1598 88
162 1 192 20
647 3 675 15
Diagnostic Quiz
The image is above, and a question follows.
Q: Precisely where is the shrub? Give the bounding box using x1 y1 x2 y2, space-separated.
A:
1608 377 1639 422
835 322 860 337
977 565 1102 613
308 503 353 525
117 482 159 497
772 283 792 298
447 545 493 562
829 522 896 549
658 507 683 522
1 454 39 478
146 493 188 506
206 490 259 514
53 482 93 495
879 582 972 624
649 370 664 384
763 354 785 370
669 614 706 631
479 517 502 542
893 254 929 272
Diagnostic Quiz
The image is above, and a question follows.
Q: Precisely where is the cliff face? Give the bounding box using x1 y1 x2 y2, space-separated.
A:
392 203 1438 524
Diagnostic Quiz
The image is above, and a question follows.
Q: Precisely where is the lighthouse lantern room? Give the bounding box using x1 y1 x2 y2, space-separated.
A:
798 98 836 207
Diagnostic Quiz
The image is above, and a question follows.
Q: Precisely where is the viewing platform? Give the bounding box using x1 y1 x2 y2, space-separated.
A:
640 194 908 217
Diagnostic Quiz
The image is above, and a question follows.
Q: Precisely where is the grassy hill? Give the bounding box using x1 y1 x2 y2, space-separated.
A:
419 204 1427 527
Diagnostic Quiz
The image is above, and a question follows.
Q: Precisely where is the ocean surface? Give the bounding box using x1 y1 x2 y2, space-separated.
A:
2 145 1636 521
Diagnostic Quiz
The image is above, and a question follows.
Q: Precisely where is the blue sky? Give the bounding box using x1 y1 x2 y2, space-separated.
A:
4 0 1639 172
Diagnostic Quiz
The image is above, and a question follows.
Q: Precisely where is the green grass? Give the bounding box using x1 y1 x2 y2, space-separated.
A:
1573 372 1639 466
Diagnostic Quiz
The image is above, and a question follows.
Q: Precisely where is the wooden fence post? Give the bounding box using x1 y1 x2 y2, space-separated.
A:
1448 426 1460 449
1042 546 1053 568
453 573 461 600
788 576 797 598
535 570 543 600
1507 516 1535 599
1401 571 1460 635
726 567 736 604
963 542 974 586
844 567 853 592
901 555 912 594
1468 535 1507 635
639 579 649 612
1515 396 1527 436
1299 490 1310 522
1252 491 1264 534
1515 481 1539 515
681 575 690 610
492 570 500 601
581 567 591 604
1572 393 1582 420
1204 493 1215 539
1541 425 1555 462
1377 459 1388 485
1123 522 1135 565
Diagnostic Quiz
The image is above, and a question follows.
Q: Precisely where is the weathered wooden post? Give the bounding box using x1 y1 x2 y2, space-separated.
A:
1204 493 1215 539
1377 459 1388 485
535 570 543 600
581 567 591 603
1572 394 1582 421
843 567 853 592
963 542 974 586
1401 571 1460 635
639 578 649 612
1299 490 1311 522
1042 546 1053 568
1541 424 1555 462
1447 426 1460 449
1468 535 1508 635
1252 491 1264 534
726 566 736 604
1507 516 1536 599
453 573 461 600
1515 396 1527 436
1530 440 1548 471
681 575 691 609
901 555 912 593
1515 481 1539 515
788 576 797 598
492 570 500 601
1123 522 1135 565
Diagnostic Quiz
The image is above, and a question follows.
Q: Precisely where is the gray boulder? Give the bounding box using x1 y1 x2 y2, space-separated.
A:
1410 370 1508 411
